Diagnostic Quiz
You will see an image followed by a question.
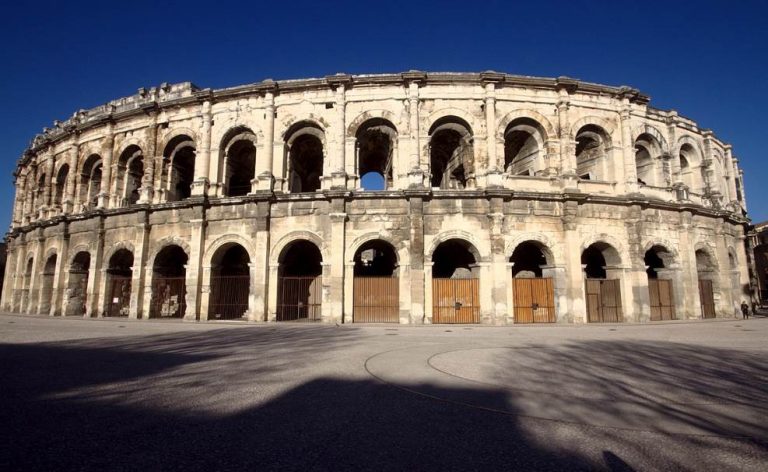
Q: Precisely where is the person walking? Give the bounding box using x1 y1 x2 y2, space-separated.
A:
741 301 750 319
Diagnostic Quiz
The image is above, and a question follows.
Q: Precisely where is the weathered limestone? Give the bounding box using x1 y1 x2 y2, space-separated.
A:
3 72 752 324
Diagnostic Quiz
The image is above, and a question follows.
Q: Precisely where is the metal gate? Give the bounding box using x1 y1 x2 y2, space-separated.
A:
585 279 623 323
353 277 399 323
699 279 716 319
277 276 322 322
649 279 676 321
209 275 250 320
106 276 131 317
513 278 555 323
432 278 479 324
150 277 187 318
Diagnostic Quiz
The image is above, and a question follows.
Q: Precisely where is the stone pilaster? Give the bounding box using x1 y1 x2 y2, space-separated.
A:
620 104 639 193
404 73 427 187
131 212 150 319
256 91 276 191
97 124 115 208
192 99 212 196
184 216 207 320
248 201 271 321
327 203 346 323
87 218 106 317
140 115 158 204
482 73 504 187
407 191 426 323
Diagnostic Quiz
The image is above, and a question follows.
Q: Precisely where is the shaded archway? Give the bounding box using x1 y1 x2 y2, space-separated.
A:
431 239 479 323
162 136 196 202
209 243 250 320
222 128 257 197
575 124 611 181
150 245 188 318
53 164 69 208
79 154 102 209
66 252 90 316
106 249 133 317
510 241 555 323
356 119 396 191
696 248 717 318
635 134 662 186
679 143 704 193
39 254 57 316
504 118 545 176
115 145 144 207
644 245 676 321
286 122 324 193
429 117 473 189
277 240 322 321
21 257 34 313
581 242 623 322
353 240 399 323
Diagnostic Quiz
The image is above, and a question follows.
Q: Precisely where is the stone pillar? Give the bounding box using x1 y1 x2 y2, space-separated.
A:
678 211 699 319
404 74 427 187
620 104 638 193
64 142 78 213
488 197 507 322
343 261 355 323
330 80 348 190
184 217 206 320
51 227 69 316
327 205 346 324
563 201 586 322
140 116 158 204
724 145 738 203
267 262 279 322
31 234 44 314
87 220 106 317
256 91 276 191
666 112 682 184
556 84 578 189
131 212 150 319
423 262 433 324
248 201 271 321
542 265 569 323
483 74 503 187
12 175 26 226
192 99 212 196
43 154 55 212
408 192 426 323
737 167 747 209
98 125 115 208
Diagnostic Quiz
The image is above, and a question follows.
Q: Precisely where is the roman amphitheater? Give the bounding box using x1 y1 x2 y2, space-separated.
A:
1 71 751 324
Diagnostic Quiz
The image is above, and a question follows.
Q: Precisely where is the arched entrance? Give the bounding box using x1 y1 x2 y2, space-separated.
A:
19 258 34 313
352 240 399 323
285 122 324 193
277 240 322 321
66 252 90 316
356 119 397 191
510 241 555 323
150 245 188 318
209 244 250 320
39 254 57 315
431 239 480 323
106 249 133 317
429 117 474 189
645 245 676 321
581 242 623 322
696 249 717 318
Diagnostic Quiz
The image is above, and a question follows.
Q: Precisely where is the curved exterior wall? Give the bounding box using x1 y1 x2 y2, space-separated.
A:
2 71 751 323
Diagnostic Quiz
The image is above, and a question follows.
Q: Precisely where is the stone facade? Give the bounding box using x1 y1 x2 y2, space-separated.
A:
1 71 751 323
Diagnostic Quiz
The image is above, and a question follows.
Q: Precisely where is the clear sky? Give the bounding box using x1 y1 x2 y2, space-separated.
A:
0 0 765 230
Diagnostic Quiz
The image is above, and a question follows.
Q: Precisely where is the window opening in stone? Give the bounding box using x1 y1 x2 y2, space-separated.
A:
106 249 133 317
116 146 143 207
576 125 608 181
287 126 324 193
354 240 397 277
429 117 473 189
582 245 608 279
53 164 69 208
644 246 667 279
209 244 251 320
634 133 659 186
162 136 196 202
357 119 396 191
504 118 542 176
151 245 188 318
277 240 323 321
510 241 548 278
432 239 477 278
79 154 102 210
225 139 256 197
67 252 91 316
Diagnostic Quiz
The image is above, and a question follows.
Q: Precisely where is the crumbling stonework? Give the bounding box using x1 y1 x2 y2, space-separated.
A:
1 72 751 324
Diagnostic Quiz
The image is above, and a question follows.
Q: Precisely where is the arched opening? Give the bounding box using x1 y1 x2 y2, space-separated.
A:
504 118 544 176
431 239 479 323
644 245 676 320
53 164 69 208
635 134 661 186
581 242 623 322
115 146 144 207
277 240 322 321
209 243 251 320
510 241 555 323
162 136 196 202
576 125 610 181
79 154 102 210
286 122 324 193
36 173 46 210
223 129 257 197
429 117 473 189
356 119 396 191
39 255 57 316
150 245 188 318
352 240 399 323
21 258 34 313
678 143 699 191
106 249 133 317
696 249 717 319
66 252 90 316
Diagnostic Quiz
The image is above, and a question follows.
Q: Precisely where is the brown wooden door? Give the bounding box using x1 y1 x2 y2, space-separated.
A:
585 279 623 323
277 276 322 321
432 278 479 323
699 279 716 319
514 278 555 323
353 277 399 323
649 279 676 321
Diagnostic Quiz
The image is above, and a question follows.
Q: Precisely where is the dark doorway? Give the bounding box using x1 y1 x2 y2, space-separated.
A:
150 245 188 318
353 240 399 323
106 249 133 317
277 241 322 321
209 244 250 320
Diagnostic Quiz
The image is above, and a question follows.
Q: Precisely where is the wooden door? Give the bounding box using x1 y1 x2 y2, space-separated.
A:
432 278 479 324
353 277 399 323
585 279 623 323
277 276 322 321
649 279 676 321
513 278 555 323
699 279 716 319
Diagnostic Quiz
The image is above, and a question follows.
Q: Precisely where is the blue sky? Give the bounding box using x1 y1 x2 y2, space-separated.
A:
0 0 766 229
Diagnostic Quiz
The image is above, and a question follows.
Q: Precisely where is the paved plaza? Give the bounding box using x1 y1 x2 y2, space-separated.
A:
1 313 767 471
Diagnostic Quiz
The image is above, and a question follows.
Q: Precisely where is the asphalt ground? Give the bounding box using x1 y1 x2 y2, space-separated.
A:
1 313 767 471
